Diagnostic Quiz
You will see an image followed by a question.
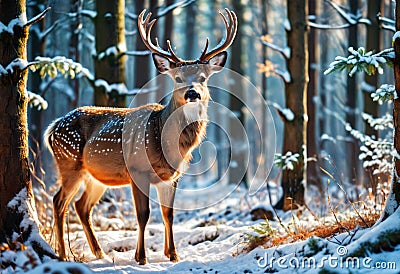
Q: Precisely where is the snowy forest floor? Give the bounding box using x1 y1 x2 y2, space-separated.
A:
22 180 400 274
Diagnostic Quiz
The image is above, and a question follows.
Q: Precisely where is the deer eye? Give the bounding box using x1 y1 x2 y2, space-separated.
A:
175 77 183 83
198 75 206 83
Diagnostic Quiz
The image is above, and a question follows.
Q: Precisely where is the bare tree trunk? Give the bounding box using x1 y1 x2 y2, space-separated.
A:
363 0 382 137
0 0 54 258
184 2 196 59
134 0 150 106
94 0 127 107
27 0 47 186
380 0 400 221
276 0 308 211
69 0 82 108
261 0 268 100
229 0 247 185
306 0 321 191
346 0 360 185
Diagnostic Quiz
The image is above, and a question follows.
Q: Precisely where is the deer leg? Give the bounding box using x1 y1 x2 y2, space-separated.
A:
131 176 150 265
53 173 81 260
155 182 179 262
75 180 106 259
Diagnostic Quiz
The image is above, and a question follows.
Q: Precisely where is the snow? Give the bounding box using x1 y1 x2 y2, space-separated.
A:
0 58 29 77
4 180 397 274
393 31 400 42
26 262 92 273
31 191 398 273
98 43 127 60
0 16 25 35
94 79 128 94
269 101 294 121
284 19 291 32
27 91 48 110
280 108 294 121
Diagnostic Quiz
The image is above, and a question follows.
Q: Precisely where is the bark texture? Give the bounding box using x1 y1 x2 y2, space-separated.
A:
276 0 309 211
94 0 127 107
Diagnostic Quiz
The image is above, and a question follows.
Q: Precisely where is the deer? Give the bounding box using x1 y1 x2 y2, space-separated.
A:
44 8 237 265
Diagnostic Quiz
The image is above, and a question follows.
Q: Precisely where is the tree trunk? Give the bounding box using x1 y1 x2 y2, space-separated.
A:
69 0 82 108
229 0 247 185
184 3 196 59
27 0 47 186
380 0 400 221
0 0 54 258
134 0 150 106
346 0 360 185
306 0 321 191
94 0 127 107
276 0 308 211
363 0 382 137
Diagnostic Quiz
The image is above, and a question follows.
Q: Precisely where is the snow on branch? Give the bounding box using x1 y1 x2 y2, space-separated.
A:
124 50 151 56
320 100 394 176
24 7 51 28
324 47 394 77
156 0 197 18
257 58 291 84
125 0 196 21
67 9 97 20
371 84 397 104
274 151 300 171
308 21 350 30
94 79 128 94
0 58 29 77
267 101 294 122
362 112 393 131
93 79 158 95
27 91 48 110
378 14 395 33
30 56 93 80
0 16 26 34
326 0 362 26
309 1 370 29
30 20 60 41
97 44 127 60
260 39 290 60
274 69 291 84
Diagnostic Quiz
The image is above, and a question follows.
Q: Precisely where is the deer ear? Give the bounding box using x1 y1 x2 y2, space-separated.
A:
152 54 172 74
209 51 227 73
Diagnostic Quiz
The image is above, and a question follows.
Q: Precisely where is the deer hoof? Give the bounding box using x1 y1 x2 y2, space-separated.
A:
95 250 105 259
169 254 179 262
135 253 147 265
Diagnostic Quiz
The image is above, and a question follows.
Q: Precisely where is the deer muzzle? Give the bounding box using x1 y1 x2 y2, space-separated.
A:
184 88 201 102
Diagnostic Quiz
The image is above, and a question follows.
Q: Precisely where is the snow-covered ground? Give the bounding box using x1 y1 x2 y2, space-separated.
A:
24 184 399 274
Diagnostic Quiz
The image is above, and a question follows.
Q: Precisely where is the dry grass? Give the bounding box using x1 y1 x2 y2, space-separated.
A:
242 176 389 254
244 211 380 253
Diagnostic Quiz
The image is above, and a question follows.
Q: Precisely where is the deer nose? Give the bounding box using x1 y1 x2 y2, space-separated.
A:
184 88 201 102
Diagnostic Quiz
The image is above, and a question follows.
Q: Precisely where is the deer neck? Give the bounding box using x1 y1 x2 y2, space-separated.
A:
157 97 208 155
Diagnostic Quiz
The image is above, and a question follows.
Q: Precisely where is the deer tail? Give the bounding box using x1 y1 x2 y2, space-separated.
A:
43 117 62 155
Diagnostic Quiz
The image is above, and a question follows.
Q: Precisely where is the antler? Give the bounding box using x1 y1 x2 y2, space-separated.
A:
199 8 238 61
138 10 183 63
